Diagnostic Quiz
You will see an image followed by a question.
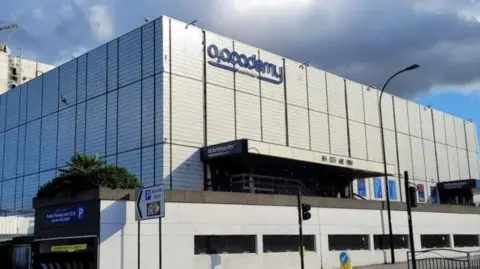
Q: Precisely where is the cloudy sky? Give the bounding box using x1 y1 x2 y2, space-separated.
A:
0 0 478 133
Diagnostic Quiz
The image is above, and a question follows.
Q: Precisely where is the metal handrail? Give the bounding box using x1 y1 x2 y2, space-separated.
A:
230 174 315 196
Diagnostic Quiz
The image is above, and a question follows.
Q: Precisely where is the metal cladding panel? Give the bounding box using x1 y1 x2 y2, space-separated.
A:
423 140 438 181
207 85 235 145
468 151 480 179
454 118 467 149
287 105 310 150
307 68 327 113
432 109 446 144
447 145 460 181
393 97 409 135
261 98 286 145
411 136 426 180
206 33 234 89
159 18 169 73
259 50 284 102
309 111 330 153
329 115 348 156
420 106 434 141
171 144 203 190
457 149 470 179
326 73 346 118
234 41 260 96
349 121 367 160
156 73 169 144
363 87 379 127
236 91 261 141
436 143 450 182
384 129 398 167
397 133 413 177
346 80 364 123
366 125 382 163
285 60 307 108
444 114 457 147
170 19 203 81
407 101 422 138
465 120 478 152
380 92 395 131
171 75 204 147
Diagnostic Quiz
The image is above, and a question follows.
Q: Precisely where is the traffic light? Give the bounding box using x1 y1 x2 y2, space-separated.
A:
301 203 311 220
408 186 418 208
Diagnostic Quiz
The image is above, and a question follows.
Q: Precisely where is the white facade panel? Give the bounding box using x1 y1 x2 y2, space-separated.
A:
236 92 261 141
363 87 379 127
454 118 467 149
262 98 286 145
206 33 234 89
465 120 478 152
170 20 203 81
444 114 457 146
346 80 364 123
411 136 426 180
309 111 330 153
397 133 413 177
468 151 480 179
384 129 397 168
171 145 203 190
307 68 327 113
349 121 367 160
207 85 235 145
234 42 260 96
329 115 348 156
285 60 307 108
423 140 438 181
393 97 409 135
366 125 382 163
447 145 460 181
432 109 446 144
436 143 450 182
260 51 284 102
457 149 470 179
420 106 434 141
287 105 310 150
326 73 346 118
407 101 422 138
380 92 395 131
171 75 204 147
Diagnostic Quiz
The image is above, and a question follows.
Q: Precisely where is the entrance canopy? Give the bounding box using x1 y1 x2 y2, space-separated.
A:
201 139 396 178
437 179 480 190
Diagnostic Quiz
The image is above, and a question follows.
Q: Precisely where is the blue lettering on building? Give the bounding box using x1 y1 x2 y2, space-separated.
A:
207 44 284 85
45 206 85 224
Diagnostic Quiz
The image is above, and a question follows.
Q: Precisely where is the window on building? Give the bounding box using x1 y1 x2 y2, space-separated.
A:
328 235 370 251
373 235 409 250
421 234 450 249
263 235 316 253
453 235 479 248
194 235 257 255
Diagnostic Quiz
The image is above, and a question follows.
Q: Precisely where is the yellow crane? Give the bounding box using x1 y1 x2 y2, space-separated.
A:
0 23 19 52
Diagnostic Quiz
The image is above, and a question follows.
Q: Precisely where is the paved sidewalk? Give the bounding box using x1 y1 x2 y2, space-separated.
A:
356 262 409 269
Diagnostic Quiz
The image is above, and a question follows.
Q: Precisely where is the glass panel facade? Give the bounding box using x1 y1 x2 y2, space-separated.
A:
0 21 165 211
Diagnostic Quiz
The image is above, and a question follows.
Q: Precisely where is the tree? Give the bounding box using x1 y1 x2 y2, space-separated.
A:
36 153 142 199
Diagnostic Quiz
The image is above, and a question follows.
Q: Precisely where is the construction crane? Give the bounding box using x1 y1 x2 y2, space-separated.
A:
0 23 19 53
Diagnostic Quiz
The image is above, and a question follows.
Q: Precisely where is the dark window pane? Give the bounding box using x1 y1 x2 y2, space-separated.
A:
454 235 479 248
373 234 409 250
420 234 450 249
194 235 256 254
263 235 315 253
328 235 369 251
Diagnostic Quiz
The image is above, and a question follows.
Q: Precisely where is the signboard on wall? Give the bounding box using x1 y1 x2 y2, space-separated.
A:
357 179 366 197
44 206 85 225
206 44 284 85
388 180 397 200
430 186 438 204
201 139 247 161
374 178 383 198
418 184 425 202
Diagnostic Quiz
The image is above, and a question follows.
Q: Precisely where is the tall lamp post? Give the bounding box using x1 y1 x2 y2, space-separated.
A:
379 64 419 264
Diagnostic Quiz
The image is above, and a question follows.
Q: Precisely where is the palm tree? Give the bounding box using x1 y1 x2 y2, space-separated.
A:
58 153 106 175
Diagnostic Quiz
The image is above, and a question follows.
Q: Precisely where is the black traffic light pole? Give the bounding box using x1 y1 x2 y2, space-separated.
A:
297 190 311 269
404 171 417 269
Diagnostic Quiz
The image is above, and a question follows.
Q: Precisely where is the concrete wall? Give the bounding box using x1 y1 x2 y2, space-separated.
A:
99 197 480 269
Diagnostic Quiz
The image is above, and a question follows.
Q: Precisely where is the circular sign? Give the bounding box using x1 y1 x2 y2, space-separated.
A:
339 251 350 264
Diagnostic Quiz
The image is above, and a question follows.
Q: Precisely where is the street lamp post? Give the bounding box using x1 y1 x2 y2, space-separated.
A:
379 64 419 264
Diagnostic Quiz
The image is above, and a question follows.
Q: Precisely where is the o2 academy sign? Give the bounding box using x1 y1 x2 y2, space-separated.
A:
207 44 284 85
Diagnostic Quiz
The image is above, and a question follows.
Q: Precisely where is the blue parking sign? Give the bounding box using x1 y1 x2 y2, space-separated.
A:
145 190 152 201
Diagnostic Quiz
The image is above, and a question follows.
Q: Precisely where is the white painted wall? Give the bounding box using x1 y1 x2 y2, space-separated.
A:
99 200 480 269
